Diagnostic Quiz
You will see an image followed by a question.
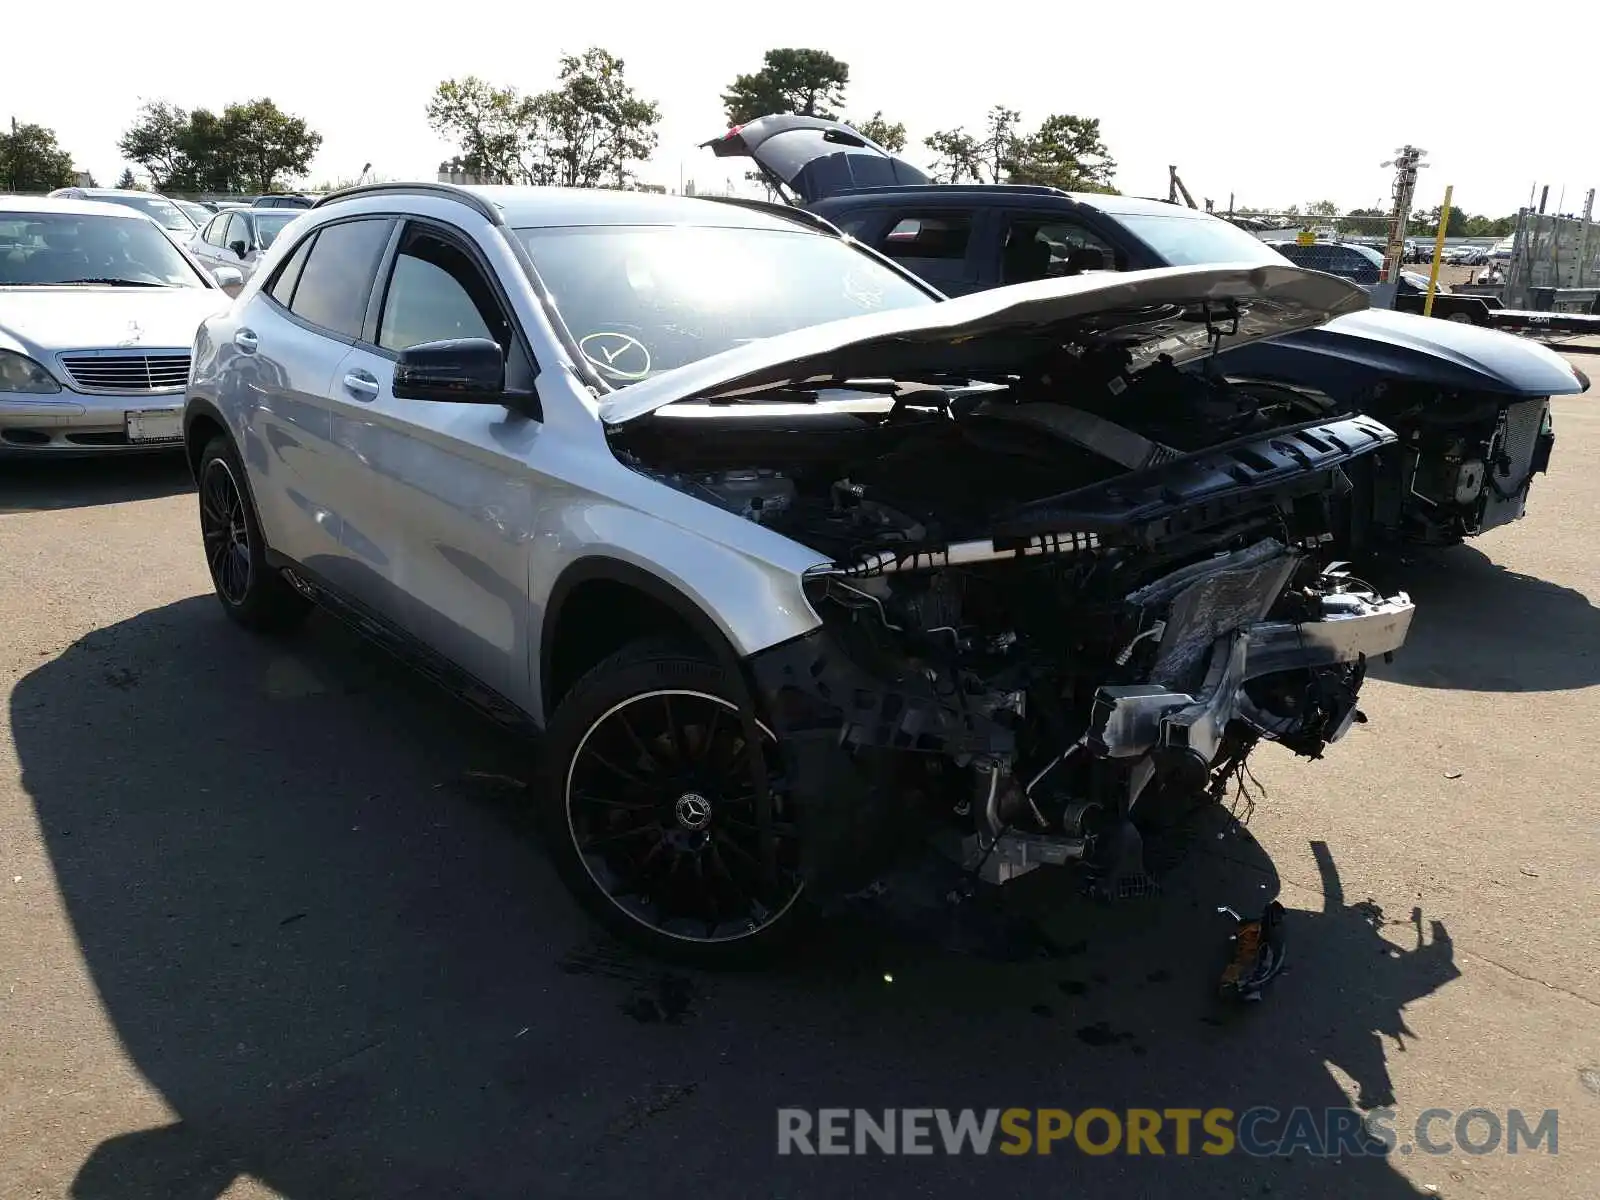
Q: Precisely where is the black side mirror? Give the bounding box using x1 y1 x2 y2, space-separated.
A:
393 338 505 404
229 240 248 258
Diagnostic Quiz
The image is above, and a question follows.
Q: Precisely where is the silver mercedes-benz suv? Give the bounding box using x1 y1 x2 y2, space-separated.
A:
185 182 1413 963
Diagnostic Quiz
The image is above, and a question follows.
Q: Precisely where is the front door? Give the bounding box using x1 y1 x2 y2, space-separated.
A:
326 218 540 704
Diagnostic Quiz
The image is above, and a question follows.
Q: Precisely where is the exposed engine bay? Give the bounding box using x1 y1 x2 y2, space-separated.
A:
609 347 1416 900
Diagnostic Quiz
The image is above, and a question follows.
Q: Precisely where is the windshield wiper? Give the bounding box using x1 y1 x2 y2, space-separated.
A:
54 278 167 287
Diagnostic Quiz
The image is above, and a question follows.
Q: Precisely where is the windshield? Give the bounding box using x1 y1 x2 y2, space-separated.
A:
515 224 933 383
254 212 296 249
1116 212 1289 267
176 200 212 226
0 212 207 287
99 194 195 232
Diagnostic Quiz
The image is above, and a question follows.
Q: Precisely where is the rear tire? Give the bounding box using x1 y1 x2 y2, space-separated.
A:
197 434 310 633
537 639 810 966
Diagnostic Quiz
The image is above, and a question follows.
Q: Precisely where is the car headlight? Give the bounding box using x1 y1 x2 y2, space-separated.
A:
0 350 62 394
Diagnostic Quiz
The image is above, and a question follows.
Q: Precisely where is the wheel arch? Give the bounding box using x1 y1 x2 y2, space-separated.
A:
183 398 231 483
539 557 750 722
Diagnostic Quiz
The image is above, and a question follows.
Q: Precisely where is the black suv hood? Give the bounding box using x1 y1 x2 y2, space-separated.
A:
601 263 1370 424
702 114 931 203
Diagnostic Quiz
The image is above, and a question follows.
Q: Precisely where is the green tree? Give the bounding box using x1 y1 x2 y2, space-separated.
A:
721 49 850 124
848 111 906 152
179 108 233 191
1 120 77 191
115 166 140 189
426 76 545 184
925 106 1020 184
1005 113 1116 192
430 52 659 190
119 98 319 193
117 102 192 191
539 48 660 188
1414 205 1469 238
219 98 322 193
923 128 981 184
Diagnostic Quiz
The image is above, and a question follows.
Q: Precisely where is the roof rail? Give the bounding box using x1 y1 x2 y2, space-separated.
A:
310 181 505 225
821 183 1075 199
699 195 844 237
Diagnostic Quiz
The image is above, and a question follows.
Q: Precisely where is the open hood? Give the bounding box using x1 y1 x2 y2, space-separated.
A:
600 263 1370 425
701 114 931 204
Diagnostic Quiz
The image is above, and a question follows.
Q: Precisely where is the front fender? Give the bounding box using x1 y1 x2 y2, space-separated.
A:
534 499 825 659
1220 307 1588 404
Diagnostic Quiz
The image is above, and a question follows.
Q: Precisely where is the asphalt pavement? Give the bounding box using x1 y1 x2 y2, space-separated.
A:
1 377 1597 1199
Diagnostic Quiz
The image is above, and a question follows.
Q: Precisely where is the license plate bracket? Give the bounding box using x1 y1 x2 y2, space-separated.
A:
125 410 183 443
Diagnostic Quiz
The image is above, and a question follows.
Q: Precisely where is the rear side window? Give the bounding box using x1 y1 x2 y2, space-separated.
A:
268 232 316 306
284 218 392 339
879 214 971 261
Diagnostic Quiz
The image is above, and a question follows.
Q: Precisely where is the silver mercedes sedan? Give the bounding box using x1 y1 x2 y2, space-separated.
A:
0 196 234 454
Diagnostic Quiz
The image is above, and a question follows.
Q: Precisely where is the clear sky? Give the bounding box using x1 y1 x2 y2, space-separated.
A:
7 1 1597 219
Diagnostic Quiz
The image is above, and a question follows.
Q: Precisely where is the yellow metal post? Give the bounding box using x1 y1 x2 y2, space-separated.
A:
1423 185 1453 317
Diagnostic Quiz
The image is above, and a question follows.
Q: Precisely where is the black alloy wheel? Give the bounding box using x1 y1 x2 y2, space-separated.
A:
557 669 806 956
195 434 310 632
200 455 252 605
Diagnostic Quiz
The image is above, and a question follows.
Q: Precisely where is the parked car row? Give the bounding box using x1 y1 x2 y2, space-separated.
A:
46 187 319 236
2 147 1588 965
0 196 236 452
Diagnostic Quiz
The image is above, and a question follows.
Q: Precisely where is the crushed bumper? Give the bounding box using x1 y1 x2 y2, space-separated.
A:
1089 588 1415 765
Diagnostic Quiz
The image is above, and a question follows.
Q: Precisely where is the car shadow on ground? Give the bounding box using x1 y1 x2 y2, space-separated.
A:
0 453 194 514
14 598 1456 1199
1365 543 1600 692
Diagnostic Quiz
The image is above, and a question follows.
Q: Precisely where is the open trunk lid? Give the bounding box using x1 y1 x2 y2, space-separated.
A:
599 263 1370 425
701 114 931 203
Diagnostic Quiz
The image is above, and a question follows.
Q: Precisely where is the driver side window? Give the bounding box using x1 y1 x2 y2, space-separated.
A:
377 227 503 353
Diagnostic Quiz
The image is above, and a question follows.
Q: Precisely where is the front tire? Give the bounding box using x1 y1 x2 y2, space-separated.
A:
538 640 810 966
197 434 310 633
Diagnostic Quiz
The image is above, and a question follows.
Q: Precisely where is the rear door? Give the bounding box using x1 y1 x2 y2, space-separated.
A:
326 217 539 703
241 216 395 583
702 114 930 203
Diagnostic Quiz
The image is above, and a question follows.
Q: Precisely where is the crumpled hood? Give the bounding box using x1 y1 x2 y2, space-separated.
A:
600 263 1369 425
1227 306 1588 398
0 287 227 359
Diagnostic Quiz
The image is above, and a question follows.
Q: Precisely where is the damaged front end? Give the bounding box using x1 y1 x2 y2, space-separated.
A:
745 433 1413 901
605 265 1416 910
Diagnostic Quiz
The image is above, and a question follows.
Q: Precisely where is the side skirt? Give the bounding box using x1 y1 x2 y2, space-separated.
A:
263 549 542 738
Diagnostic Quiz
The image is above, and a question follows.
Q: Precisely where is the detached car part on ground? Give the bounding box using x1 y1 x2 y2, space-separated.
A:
708 114 1590 547
185 183 1411 965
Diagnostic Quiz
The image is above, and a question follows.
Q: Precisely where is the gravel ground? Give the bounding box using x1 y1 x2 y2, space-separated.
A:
1 370 1597 1199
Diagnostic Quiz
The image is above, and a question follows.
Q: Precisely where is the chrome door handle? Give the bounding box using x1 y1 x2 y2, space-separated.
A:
343 370 380 400
233 329 258 353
